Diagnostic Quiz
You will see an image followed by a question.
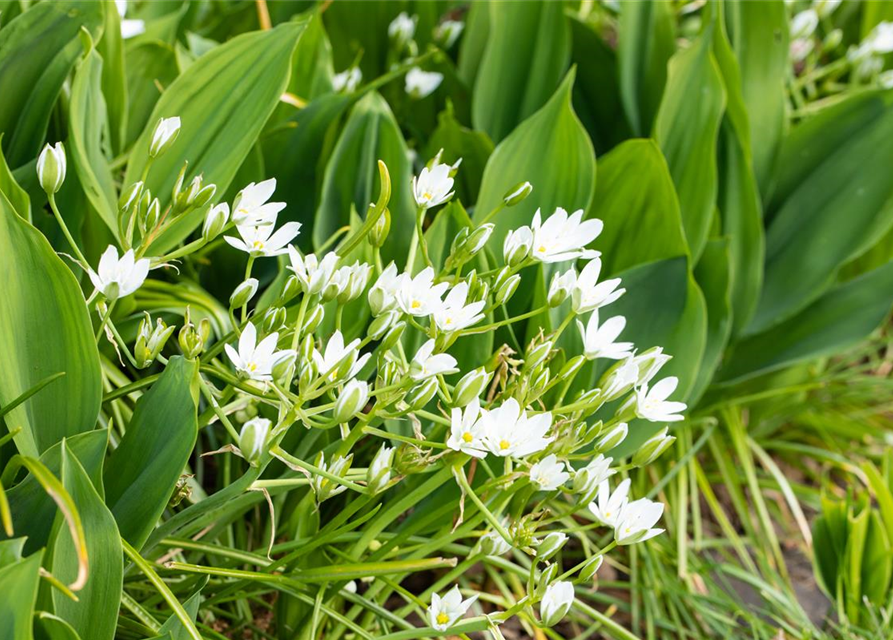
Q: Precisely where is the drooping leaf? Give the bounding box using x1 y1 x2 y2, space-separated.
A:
0 1 103 168
748 91 893 334
104 356 199 549
471 1 570 143
50 442 122 640
124 21 306 252
655 29 726 262
0 192 101 457
0 550 42 640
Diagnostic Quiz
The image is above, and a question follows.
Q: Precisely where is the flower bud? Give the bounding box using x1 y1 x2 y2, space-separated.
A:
534 563 560 599
494 273 520 306
149 116 181 158
595 423 628 452
333 379 369 423
530 366 550 392
393 443 429 475
299 334 315 369
536 532 567 562
262 306 287 334
577 554 603 583
369 207 390 248
239 417 270 465
298 360 317 393
380 321 406 352
405 377 438 410
144 197 161 234
450 227 470 256
558 355 586 380
280 275 301 304
302 305 325 335
631 427 676 467
525 341 553 370
477 530 512 557
548 270 575 308
379 360 400 387
824 27 843 50
503 227 532 266
453 368 490 407
118 181 144 213
230 278 259 309
503 181 532 207
271 351 296 380
366 445 395 495
493 266 512 292
194 183 217 208
368 310 399 340
202 203 230 241
178 320 204 359
134 313 176 369
37 142 67 194
175 176 204 213
171 162 188 204
540 581 574 627
312 453 353 503
322 269 349 303
572 454 613 499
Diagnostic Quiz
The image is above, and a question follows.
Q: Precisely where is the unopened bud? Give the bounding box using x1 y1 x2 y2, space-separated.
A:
368 310 399 340
149 116 181 158
230 278 259 309
134 313 176 369
595 423 628 452
202 203 229 240
525 341 553 370
536 532 567 561
503 227 532 266
548 270 575 308
559 355 586 380
539 581 574 627
171 162 188 204
370 207 391 248
530 366 550 392
380 321 406 352
366 445 395 494
178 322 203 359
333 379 369 423
534 563 560 599
271 351 296 380
118 181 144 212
262 306 287 334
503 181 532 207
37 143 67 194
477 530 512 557
302 305 325 335
453 368 490 407
239 417 270 465
495 273 520 306
280 275 301 304
577 554 603 583
144 197 161 232
405 377 438 410
631 427 675 467
393 443 429 475
194 183 216 208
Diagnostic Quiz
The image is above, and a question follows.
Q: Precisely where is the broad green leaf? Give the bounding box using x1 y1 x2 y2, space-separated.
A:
749 91 893 334
314 92 415 266
124 22 305 253
0 550 42 640
720 260 893 383
104 356 199 549
655 30 726 261
0 538 24 568
323 1 408 79
457 1 490 88
97 0 128 155
724 0 788 194
287 11 334 103
0 1 102 168
471 1 570 143
123 41 178 149
812 515 840 598
37 614 83 640
50 443 122 640
861 511 892 613
845 506 869 622
423 102 494 205
589 139 688 276
690 238 732 404
0 192 101 457
0 135 29 221
473 69 596 260
69 46 118 235
618 0 675 136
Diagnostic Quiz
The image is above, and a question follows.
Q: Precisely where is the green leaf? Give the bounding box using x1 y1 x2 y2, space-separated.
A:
845 506 869 622
655 29 726 261
97 0 128 156
323 1 407 79
104 356 199 550
314 92 415 266
471 1 570 143
37 614 83 640
457 1 490 88
720 260 893 383
0 550 42 640
0 538 24 568
286 11 334 103
123 41 178 150
50 442 122 640
690 238 732 404
157 579 207 640
473 69 596 260
0 192 101 457
861 511 892 612
0 134 29 221
0 1 102 168
749 91 893 334
69 46 119 236
589 139 688 276
724 1 788 194
618 0 675 136
124 22 305 252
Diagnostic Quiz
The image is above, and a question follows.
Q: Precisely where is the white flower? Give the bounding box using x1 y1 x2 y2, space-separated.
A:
224 322 294 382
36 142 67 193
368 263 401 315
288 247 339 295
529 454 569 491
577 312 633 361
540 581 574 627
410 339 458 381
434 19 464 48
530 208 603 263
115 0 145 38
503 226 533 265
573 454 615 497
632 348 672 386
396 267 449 316
571 258 625 314
311 453 352 501
480 398 552 458
790 9 818 39
367 445 394 493
427 585 478 631
614 497 665 545
332 67 362 93
88 246 150 300
626 376 686 422
313 330 369 380
478 530 512 556
446 399 487 458
224 215 300 257
389 11 417 41
601 356 639 401
413 162 455 210
790 38 814 62
337 261 373 303
869 21 893 53
880 69 893 89
406 68 443 99
433 282 485 333
589 478 630 528
231 179 286 227
814 0 842 19
149 117 181 157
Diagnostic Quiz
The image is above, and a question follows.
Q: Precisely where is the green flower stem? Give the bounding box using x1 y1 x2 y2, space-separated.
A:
557 541 617 582
198 376 241 442
122 538 203 640
47 193 89 269
154 236 208 263
93 299 117 341
416 205 433 269
362 425 447 450
270 445 369 495
478 201 506 226
457 305 549 336
241 256 255 323
452 464 513 545
414 408 451 426
105 317 140 369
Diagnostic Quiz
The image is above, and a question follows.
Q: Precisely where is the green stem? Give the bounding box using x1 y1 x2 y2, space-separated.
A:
47 194 89 269
452 464 513 545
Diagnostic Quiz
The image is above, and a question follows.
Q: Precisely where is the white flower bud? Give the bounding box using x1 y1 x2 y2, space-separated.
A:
478 530 512 557
202 203 230 241
366 445 394 495
379 322 406 352
271 350 296 380
37 142 67 194
149 116 181 158
405 377 439 411
595 423 628 452
230 278 259 309
369 207 390 248
577 554 603 583
540 581 574 627
494 273 520 306
536 531 567 561
239 417 270 465
631 427 676 467
503 181 532 207
535 563 559 598
548 269 576 308
302 305 325 335
503 227 532 266
333 380 369 423
452 368 490 407
367 310 400 340
525 340 553 370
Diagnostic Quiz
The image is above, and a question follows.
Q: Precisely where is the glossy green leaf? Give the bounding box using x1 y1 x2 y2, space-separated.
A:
721 260 893 383
749 91 893 334
124 22 305 252
69 46 118 235
690 238 732 404
287 11 334 103
0 1 102 168
157 579 206 640
0 538 24 568
471 1 570 143
0 135 28 221
104 356 200 549
0 550 42 640
37 614 83 640
457 1 490 88
589 139 687 276
314 92 415 266
0 192 101 457
655 30 726 262
123 41 178 149
618 0 675 136
50 442 122 640
97 0 128 155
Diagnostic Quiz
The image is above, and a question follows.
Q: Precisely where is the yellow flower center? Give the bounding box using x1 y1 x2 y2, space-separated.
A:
499 439 510 450
462 432 474 443
411 300 422 309
423 192 433 201
537 245 547 253
248 363 257 372
436 612 450 625
252 240 265 250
